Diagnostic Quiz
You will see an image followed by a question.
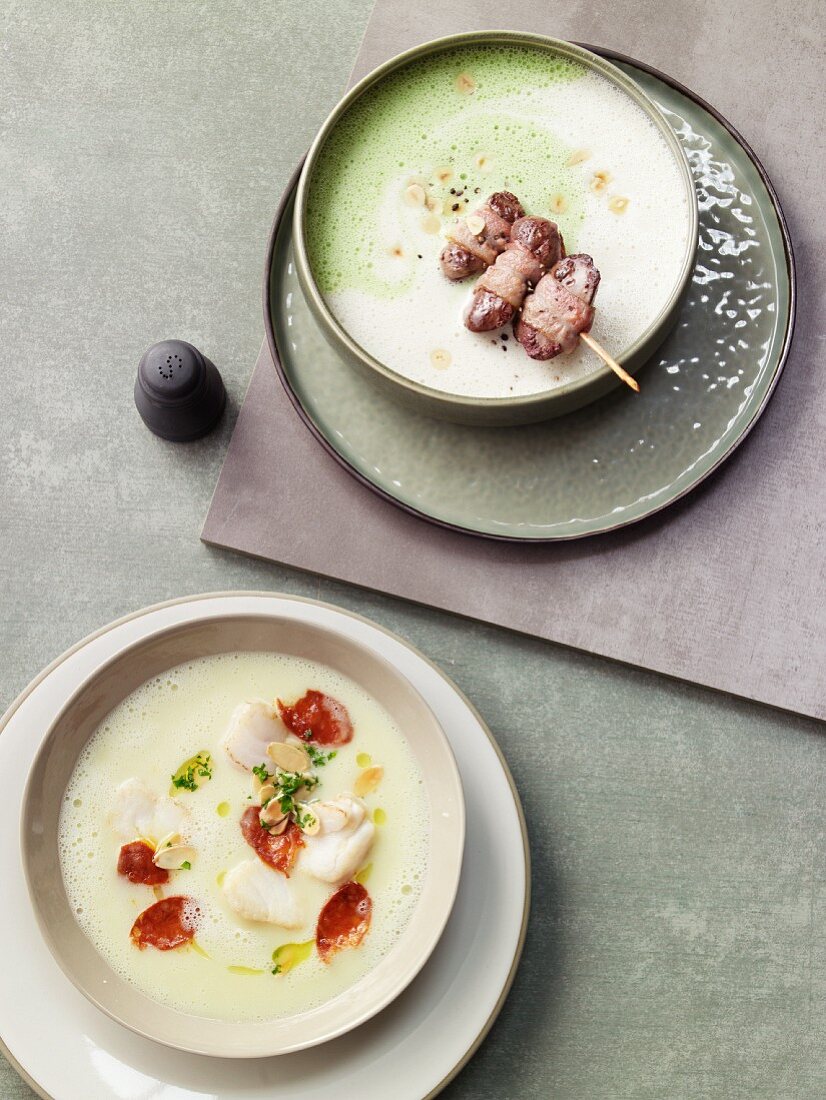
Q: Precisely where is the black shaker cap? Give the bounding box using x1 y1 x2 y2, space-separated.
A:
134 340 226 442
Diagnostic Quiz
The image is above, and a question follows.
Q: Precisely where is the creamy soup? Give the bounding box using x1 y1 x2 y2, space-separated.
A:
58 653 428 1022
305 44 691 398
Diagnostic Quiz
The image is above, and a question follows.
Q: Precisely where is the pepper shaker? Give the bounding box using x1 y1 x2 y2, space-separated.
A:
134 340 226 441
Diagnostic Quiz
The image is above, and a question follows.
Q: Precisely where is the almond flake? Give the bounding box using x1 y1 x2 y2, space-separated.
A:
455 72 476 95
590 170 612 193
403 183 426 207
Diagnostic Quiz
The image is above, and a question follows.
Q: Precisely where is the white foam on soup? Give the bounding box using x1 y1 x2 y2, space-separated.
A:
311 63 690 398
58 652 429 1023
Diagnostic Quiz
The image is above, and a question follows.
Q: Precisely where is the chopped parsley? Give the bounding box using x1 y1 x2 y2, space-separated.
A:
294 804 318 831
271 964 282 975
180 860 191 870
256 766 320 831
253 743 330 833
171 750 213 792
306 745 337 768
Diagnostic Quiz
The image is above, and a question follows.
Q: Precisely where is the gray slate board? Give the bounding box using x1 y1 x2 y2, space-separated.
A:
203 0 825 720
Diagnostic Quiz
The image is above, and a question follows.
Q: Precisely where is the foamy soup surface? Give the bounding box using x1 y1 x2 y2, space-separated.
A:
59 652 428 1022
306 44 691 397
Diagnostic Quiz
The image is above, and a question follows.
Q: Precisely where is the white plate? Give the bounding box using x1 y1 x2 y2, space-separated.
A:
0 593 529 1100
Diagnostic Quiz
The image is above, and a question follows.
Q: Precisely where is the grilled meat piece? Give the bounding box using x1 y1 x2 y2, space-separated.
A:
464 217 564 333
439 191 524 280
514 254 600 360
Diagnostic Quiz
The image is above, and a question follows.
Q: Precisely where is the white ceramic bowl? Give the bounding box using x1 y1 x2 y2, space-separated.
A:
20 612 465 1058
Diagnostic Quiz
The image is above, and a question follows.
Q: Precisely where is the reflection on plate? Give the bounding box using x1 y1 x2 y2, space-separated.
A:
266 50 794 541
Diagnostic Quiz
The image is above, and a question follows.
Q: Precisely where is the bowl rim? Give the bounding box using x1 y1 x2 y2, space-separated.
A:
291 28 700 413
19 609 466 1059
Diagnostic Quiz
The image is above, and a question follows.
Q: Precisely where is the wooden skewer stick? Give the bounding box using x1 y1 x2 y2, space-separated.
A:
580 332 640 393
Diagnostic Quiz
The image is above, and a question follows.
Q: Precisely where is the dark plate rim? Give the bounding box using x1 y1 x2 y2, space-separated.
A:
262 44 797 544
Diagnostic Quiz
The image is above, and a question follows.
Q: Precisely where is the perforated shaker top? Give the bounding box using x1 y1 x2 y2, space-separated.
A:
135 340 225 441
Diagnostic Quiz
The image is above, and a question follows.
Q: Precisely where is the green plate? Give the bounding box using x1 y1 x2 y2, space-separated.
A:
264 50 794 542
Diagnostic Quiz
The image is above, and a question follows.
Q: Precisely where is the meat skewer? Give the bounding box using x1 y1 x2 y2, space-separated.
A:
515 254 599 359
463 217 564 333
579 333 640 392
439 191 524 280
515 254 639 392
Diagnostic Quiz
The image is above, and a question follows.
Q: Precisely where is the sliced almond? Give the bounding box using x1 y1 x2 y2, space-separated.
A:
465 213 486 236
567 148 591 167
455 71 476 95
266 814 291 835
267 741 310 774
590 170 612 193
403 183 426 207
435 166 453 184
421 213 441 234
258 782 277 807
153 843 197 870
260 799 288 829
295 804 320 836
549 193 568 215
425 193 441 213
155 831 180 852
608 196 630 214
430 349 451 371
354 765 385 797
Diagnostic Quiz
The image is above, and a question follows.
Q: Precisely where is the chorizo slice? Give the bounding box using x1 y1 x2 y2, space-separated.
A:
117 840 169 886
278 690 354 746
240 806 304 876
316 882 372 963
129 896 199 951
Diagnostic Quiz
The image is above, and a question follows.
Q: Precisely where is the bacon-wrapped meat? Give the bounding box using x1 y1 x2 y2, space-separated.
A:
439 191 524 280
514 254 601 361
464 217 564 332
553 254 600 304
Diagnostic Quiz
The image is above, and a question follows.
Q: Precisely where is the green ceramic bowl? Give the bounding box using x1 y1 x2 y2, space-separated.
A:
292 31 699 427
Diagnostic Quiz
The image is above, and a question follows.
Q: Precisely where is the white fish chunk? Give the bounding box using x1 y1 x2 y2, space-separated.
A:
220 700 289 772
299 794 375 885
222 859 304 928
108 777 189 844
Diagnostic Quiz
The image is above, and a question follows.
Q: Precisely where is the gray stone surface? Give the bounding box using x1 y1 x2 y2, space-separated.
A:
2 1 825 1098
